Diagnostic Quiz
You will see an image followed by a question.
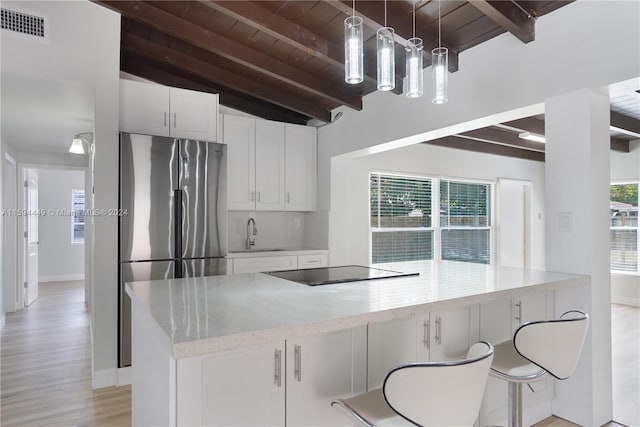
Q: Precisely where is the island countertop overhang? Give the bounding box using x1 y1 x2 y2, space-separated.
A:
125 260 590 359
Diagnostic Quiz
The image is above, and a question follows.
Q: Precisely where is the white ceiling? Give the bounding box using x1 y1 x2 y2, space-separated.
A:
610 78 640 121
0 72 94 153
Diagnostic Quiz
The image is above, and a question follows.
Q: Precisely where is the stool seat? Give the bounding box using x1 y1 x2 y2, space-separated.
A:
331 389 414 427
490 340 546 383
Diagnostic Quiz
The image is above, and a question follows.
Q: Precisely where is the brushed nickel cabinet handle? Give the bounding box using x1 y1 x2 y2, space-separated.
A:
294 345 302 382
173 112 177 128
274 349 282 387
423 320 430 349
435 316 442 345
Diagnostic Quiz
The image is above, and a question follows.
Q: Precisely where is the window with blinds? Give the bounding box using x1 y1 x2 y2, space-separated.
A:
440 180 491 264
370 173 492 265
72 188 85 244
370 174 433 263
610 183 639 273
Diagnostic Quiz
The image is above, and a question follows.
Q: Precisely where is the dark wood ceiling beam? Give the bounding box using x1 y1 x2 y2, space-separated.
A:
325 0 460 73
121 33 332 122
469 1 535 43
98 0 362 112
610 137 630 153
502 117 545 135
460 127 545 152
196 0 378 87
610 111 640 139
424 136 545 162
121 55 310 125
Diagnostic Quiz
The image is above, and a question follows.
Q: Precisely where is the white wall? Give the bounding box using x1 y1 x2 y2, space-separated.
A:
330 143 546 267
37 168 85 282
610 140 640 306
1 0 121 387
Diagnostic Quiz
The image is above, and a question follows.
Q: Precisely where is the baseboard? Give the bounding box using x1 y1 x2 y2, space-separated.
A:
39 274 84 283
118 366 132 386
92 368 117 389
1 313 5 329
611 296 640 307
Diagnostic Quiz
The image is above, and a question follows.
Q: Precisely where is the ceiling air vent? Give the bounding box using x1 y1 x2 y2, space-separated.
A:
1 8 45 38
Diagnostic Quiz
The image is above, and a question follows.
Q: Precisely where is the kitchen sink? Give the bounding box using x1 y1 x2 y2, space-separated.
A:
230 248 286 253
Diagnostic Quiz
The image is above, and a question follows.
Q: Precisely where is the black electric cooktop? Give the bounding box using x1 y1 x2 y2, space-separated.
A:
265 265 419 286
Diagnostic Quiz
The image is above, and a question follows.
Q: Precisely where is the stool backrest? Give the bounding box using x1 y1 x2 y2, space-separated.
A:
514 310 589 380
382 341 494 427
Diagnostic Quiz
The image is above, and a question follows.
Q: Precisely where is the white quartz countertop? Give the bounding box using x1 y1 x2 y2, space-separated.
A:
226 248 329 258
125 260 589 359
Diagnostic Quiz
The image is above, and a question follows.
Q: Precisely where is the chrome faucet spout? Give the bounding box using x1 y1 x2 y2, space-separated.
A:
246 217 257 250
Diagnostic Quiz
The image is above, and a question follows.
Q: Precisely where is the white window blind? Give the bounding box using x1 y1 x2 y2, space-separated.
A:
610 183 639 273
370 174 493 265
440 180 492 264
72 188 85 244
370 174 433 263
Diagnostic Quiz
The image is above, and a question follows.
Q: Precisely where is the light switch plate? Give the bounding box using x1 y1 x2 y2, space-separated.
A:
558 211 573 232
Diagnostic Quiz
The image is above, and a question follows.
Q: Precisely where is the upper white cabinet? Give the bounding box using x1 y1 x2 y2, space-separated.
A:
285 124 317 211
120 79 218 141
224 114 317 211
255 120 286 210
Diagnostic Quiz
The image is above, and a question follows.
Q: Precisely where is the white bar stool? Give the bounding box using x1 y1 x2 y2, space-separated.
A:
331 341 494 426
489 310 589 427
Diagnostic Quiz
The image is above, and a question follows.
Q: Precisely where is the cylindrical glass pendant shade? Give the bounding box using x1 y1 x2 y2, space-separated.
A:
344 16 364 84
377 27 395 91
432 47 448 104
405 37 423 98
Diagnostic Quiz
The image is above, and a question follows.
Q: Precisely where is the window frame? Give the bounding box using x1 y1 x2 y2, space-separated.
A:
369 171 494 265
71 187 85 245
610 181 639 275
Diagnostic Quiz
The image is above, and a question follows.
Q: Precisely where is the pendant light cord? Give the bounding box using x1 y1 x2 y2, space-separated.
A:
438 0 442 48
352 0 355 18
384 0 387 27
412 0 416 38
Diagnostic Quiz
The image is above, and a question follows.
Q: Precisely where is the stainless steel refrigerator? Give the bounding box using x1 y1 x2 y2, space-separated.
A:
118 133 227 367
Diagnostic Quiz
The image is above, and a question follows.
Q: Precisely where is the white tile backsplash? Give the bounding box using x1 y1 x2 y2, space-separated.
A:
228 211 305 251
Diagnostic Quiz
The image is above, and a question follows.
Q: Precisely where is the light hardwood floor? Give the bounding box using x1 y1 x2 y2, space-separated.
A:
0 281 130 426
1 282 638 426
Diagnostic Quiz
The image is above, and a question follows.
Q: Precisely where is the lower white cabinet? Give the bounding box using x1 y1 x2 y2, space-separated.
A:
232 255 297 274
177 327 366 427
367 307 473 389
230 252 329 274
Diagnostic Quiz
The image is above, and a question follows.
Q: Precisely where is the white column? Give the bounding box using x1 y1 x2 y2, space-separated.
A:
545 88 612 426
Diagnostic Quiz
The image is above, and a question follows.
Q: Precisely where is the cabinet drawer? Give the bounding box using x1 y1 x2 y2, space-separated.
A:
297 254 328 269
233 256 297 274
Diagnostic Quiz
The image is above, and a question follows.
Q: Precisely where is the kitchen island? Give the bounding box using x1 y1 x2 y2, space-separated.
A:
126 260 589 426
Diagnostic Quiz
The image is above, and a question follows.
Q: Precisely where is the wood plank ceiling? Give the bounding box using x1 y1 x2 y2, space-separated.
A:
95 1 639 160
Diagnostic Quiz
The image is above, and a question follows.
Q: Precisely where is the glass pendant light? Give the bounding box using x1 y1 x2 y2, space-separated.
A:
344 0 363 84
377 0 395 91
405 1 423 98
432 0 448 104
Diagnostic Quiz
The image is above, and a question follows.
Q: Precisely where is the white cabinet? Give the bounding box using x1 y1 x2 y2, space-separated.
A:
255 120 286 210
285 125 317 211
120 79 218 141
232 255 297 274
177 343 286 427
177 328 366 427
230 252 329 274
225 114 317 211
225 115 256 210
287 327 367 427
367 307 472 389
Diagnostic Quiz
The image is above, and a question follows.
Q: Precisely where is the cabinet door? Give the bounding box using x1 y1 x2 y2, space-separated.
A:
120 79 170 136
255 121 285 211
285 124 317 211
427 308 472 362
297 253 329 269
287 327 367 427
367 317 419 389
181 343 285 426
232 255 297 274
169 87 218 141
225 115 256 210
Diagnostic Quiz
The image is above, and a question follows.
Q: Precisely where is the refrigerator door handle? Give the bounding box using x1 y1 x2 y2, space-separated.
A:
174 189 183 278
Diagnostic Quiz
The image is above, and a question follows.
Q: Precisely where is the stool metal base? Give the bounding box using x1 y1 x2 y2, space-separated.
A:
508 382 523 427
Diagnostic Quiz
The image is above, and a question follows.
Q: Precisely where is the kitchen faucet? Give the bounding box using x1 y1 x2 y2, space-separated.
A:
246 217 257 250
